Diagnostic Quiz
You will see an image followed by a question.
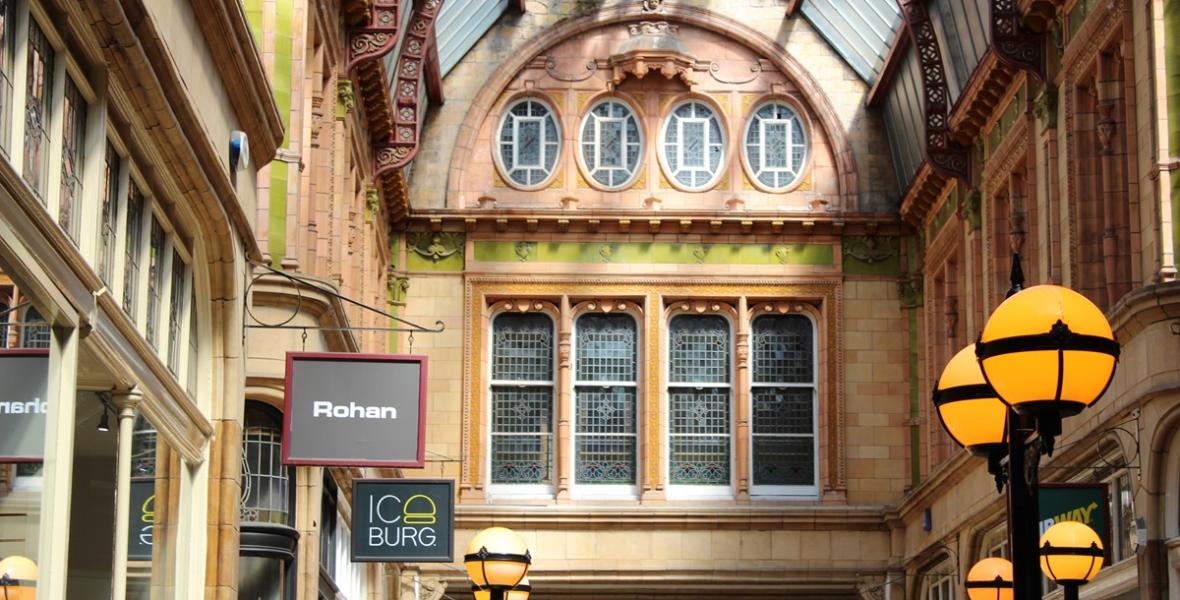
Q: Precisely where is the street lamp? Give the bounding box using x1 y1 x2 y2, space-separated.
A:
1039 521 1104 600
964 557 1013 600
0 555 37 600
934 282 1119 599
464 527 530 600
473 578 530 600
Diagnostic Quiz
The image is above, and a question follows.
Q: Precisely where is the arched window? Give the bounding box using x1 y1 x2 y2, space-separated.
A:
980 523 1008 559
496 98 561 188
21 305 48 348
742 101 807 190
660 100 725 190
489 312 555 487
667 314 731 488
573 313 638 490
921 559 956 600
240 402 292 526
750 314 817 495
578 99 642 189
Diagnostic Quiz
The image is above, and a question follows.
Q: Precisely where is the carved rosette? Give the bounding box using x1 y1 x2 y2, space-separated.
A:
374 0 444 177
346 0 401 75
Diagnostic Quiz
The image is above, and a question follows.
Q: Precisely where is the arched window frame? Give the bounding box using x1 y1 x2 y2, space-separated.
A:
664 302 737 499
657 98 728 192
575 96 645 191
240 401 294 527
486 301 560 497
492 96 563 191
748 309 819 498
740 98 810 193
918 554 957 600
569 300 643 499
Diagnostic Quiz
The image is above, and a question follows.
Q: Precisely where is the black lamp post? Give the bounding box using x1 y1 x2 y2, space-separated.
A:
934 253 1119 599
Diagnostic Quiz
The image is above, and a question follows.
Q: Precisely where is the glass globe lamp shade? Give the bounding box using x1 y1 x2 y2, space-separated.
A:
932 344 1008 457
976 285 1118 422
964 557 1013 600
0 555 37 600
464 527 531 590
472 578 531 600
1039 521 1104 586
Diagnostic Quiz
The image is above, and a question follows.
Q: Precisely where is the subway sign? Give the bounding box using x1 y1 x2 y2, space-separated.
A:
0 349 49 462
282 353 427 467
1039 483 1111 562
351 479 454 562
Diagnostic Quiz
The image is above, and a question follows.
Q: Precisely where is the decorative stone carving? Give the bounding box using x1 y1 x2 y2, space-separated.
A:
1096 103 1116 154
843 236 899 264
898 275 924 308
641 0 663 11
408 231 463 262
1032 85 1058 131
514 241 537 262
609 22 696 88
956 190 982 231
336 79 356 115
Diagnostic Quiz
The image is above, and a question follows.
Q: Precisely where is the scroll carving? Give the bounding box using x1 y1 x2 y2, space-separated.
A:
991 0 1046 83
346 0 400 75
374 0 445 177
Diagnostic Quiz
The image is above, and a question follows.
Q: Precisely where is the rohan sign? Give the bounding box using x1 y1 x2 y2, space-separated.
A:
282 353 427 467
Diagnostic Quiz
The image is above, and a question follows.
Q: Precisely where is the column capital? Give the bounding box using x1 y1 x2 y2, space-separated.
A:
109 388 144 412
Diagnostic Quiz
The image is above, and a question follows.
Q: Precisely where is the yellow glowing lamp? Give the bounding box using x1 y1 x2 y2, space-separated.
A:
976 285 1118 423
964 557 1013 600
464 527 530 591
0 555 37 600
1039 521 1104 587
933 344 1008 457
473 578 531 600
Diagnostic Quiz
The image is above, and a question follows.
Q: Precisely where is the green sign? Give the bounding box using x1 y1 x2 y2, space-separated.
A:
352 479 453 562
1039 483 1110 560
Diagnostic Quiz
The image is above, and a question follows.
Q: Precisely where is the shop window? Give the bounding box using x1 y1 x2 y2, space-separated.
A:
97 143 120 284
573 313 638 489
660 100 725 190
144 216 164 348
750 314 816 495
0 0 15 153
742 101 807 191
166 250 186 374
23 18 53 199
489 313 555 486
130 416 157 478
319 474 337 584
122 182 144 316
495 98 560 188
20 305 48 348
1110 471 1135 562
58 77 85 242
578 99 642 189
667 314 731 487
240 403 292 525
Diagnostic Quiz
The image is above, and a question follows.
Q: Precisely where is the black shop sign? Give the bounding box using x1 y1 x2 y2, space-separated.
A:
351 479 453 562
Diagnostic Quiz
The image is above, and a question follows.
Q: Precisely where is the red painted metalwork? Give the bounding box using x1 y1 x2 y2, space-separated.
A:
374 0 445 178
897 0 970 183
346 0 401 76
991 0 1046 84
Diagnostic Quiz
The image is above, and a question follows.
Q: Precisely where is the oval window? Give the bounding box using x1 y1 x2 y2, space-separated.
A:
743 101 807 191
578 99 643 190
660 100 725 190
496 98 562 188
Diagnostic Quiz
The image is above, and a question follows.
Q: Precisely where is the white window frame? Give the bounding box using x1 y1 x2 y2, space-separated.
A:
658 99 726 192
486 310 558 498
493 97 562 191
740 100 809 192
570 311 641 499
664 311 735 500
922 561 956 600
748 312 819 499
576 98 643 191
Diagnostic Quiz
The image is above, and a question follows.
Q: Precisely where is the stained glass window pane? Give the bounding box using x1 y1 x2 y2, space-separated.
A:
752 314 813 383
491 313 553 382
98 144 120 284
752 437 814 486
123 183 144 316
579 100 642 189
146 217 165 347
498 99 560 187
491 312 555 486
167 250 186 374
58 78 86 242
661 101 724 189
669 315 730 383
575 314 636 381
23 20 53 199
576 435 635 484
0 0 14 153
669 437 729 484
574 313 638 486
744 102 807 190
752 388 813 434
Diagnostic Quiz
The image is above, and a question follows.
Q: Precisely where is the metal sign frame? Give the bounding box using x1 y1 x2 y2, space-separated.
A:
282 352 428 468
351 478 455 563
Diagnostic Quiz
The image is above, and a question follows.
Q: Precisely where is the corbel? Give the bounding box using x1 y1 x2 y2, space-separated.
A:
990 0 1046 84
345 0 401 75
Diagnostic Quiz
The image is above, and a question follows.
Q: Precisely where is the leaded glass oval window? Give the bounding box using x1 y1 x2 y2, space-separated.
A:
578 99 643 190
496 98 561 188
742 101 807 190
660 100 725 190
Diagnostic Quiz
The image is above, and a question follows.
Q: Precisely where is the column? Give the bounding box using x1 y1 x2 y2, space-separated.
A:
734 296 750 500
110 389 144 600
556 296 572 501
36 323 80 599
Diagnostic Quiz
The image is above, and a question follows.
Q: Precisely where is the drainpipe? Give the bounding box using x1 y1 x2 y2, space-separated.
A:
110 389 143 600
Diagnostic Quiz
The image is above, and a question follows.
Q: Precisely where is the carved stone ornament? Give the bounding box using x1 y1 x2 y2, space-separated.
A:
897 275 924 308
408 231 463 262
514 241 537 262
609 22 696 88
641 0 663 11
337 78 356 114
842 236 899 264
1096 104 1116 154
956 189 982 231
1032 85 1058 131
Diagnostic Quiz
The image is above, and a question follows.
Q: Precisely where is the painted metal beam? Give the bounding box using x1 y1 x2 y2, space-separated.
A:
990 0 1045 83
897 0 970 184
346 0 401 76
375 0 446 177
